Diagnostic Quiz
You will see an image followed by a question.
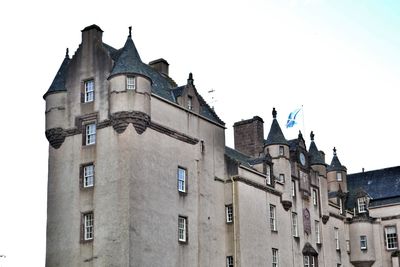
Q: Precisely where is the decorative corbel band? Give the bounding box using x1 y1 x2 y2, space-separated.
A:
149 122 199 145
322 215 329 224
281 200 292 211
45 127 67 149
110 111 151 134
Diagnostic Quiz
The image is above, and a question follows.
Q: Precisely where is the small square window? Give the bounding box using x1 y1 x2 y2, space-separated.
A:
279 146 284 156
84 80 94 103
278 174 285 183
85 123 96 145
126 76 136 90
82 212 94 241
360 235 367 250
226 256 234 267
226 205 233 223
177 167 187 193
178 216 188 243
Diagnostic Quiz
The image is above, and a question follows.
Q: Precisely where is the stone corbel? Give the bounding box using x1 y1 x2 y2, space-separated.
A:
322 215 329 224
45 127 67 149
110 111 150 134
281 200 292 211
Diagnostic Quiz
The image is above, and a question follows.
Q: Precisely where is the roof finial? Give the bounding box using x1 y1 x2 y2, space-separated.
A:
65 48 69 58
298 130 303 139
333 147 337 156
272 107 277 119
310 131 314 141
187 72 194 85
128 26 132 38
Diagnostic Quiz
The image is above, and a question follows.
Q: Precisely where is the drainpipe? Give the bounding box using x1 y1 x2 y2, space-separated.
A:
231 176 238 267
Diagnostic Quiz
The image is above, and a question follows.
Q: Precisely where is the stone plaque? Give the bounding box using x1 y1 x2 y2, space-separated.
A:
303 208 311 235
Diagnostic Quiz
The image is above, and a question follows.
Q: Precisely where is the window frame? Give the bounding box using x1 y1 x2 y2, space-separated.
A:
178 216 188 243
385 225 398 250
334 227 340 250
126 76 136 90
360 235 367 250
226 256 234 267
81 163 94 188
85 123 96 146
177 167 187 193
226 204 233 223
84 79 94 103
357 197 367 213
278 173 285 184
312 189 318 206
270 204 277 232
315 220 321 244
279 146 284 156
266 164 271 185
82 212 94 242
292 180 296 197
336 172 342 181
272 248 279 267
292 212 298 237
187 95 193 110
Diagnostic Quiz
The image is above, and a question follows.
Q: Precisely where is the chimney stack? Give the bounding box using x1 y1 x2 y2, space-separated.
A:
149 58 169 76
233 116 264 157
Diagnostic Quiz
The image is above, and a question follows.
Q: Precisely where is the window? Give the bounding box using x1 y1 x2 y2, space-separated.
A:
278 174 285 183
226 256 234 267
266 165 271 185
304 256 310 267
360 235 367 250
339 198 343 214
178 216 187 243
85 123 96 145
357 197 367 213
84 80 94 103
272 248 279 267
270 204 276 231
334 227 340 250
312 189 318 206
292 180 296 197
226 205 233 223
336 172 342 181
83 164 94 188
187 96 193 110
177 167 186 193
279 146 284 156
315 221 321 244
83 212 94 241
385 226 398 249
346 240 351 253
126 76 135 90
292 212 298 237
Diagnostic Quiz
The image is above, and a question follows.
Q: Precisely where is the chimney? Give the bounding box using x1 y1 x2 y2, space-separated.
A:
233 116 264 157
81 24 103 49
149 58 169 76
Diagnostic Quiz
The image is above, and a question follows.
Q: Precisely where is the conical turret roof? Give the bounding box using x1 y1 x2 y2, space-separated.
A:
327 147 347 172
43 49 70 99
265 108 288 146
109 28 152 80
308 131 326 165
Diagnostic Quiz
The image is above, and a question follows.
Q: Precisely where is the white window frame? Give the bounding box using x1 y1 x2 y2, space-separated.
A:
312 189 318 206
357 197 367 213
292 180 296 197
292 212 298 237
315 221 321 244
266 165 271 185
335 227 340 250
336 172 342 181
339 198 343 214
177 167 186 193
83 212 94 241
360 235 367 250
385 226 398 250
84 80 94 103
85 123 96 145
178 216 187 242
270 204 277 231
226 256 234 267
272 248 279 267
126 76 136 90
226 205 233 223
83 164 94 188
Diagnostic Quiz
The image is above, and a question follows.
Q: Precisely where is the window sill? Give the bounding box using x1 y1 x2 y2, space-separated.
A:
178 191 187 196
271 230 278 233
178 240 188 245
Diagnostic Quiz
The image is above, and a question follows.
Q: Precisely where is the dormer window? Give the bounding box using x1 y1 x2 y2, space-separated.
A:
336 172 342 181
188 95 193 110
127 76 135 90
357 197 367 213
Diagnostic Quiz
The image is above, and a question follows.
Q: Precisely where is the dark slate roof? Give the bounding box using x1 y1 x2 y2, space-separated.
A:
265 119 288 146
327 148 346 172
309 141 325 165
109 37 153 79
369 196 400 208
43 53 70 98
225 146 252 168
347 166 400 209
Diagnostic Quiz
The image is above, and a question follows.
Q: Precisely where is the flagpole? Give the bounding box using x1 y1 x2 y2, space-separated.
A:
301 104 306 139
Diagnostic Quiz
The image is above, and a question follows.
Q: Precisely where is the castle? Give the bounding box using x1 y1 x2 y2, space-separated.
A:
44 25 400 267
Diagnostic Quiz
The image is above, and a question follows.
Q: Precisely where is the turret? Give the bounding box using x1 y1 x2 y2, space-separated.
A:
327 147 347 193
264 108 292 210
108 27 152 134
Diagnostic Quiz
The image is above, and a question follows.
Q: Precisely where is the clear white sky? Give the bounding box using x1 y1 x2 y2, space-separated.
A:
0 0 399 266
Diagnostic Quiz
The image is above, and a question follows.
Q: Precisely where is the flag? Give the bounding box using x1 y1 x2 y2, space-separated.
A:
286 108 302 128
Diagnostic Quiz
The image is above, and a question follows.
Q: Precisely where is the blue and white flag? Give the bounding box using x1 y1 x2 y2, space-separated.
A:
286 108 302 128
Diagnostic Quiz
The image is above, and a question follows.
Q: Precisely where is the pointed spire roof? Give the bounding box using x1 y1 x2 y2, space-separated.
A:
308 131 325 166
265 108 288 146
109 27 152 80
43 48 70 99
327 147 347 172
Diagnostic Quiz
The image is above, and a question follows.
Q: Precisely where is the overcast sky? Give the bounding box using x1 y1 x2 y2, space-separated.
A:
1 0 399 266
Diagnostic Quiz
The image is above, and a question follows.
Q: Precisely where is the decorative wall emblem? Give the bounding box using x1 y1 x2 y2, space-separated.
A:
303 208 311 234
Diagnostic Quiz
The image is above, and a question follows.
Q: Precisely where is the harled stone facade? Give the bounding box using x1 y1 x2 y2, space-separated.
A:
44 25 400 267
